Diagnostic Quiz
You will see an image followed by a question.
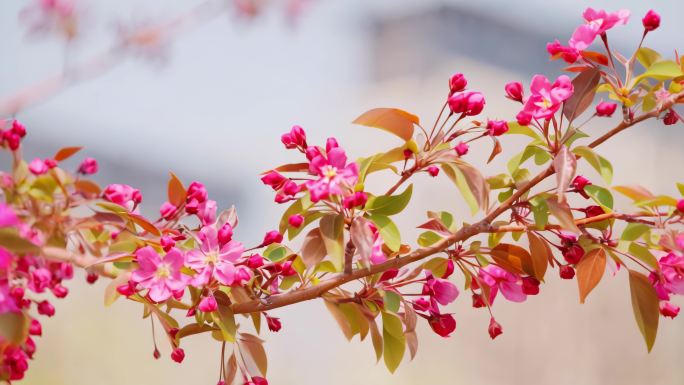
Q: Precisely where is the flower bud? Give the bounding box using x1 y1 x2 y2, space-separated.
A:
486 120 509 136
260 171 287 189
51 284 68 298
471 293 485 308
488 317 503 339
280 261 297 276
403 148 413 159
37 300 55 317
428 313 456 337
44 159 58 169
153 348 161 359
261 231 283 246
642 10 660 32
29 319 42 336
521 277 540 295
677 199 684 213
442 259 455 279
159 201 177 220
325 137 339 153
595 101 618 117
290 125 307 148
251 377 269 385
28 158 49 175
247 254 265 269
379 268 399 282
198 295 218 313
266 316 282 332
559 265 575 279
187 182 208 203
116 281 136 297
516 110 533 126
288 214 304 228
660 301 680 318
454 142 469 156
572 175 591 198
663 109 679 125
563 245 585 264
504 81 524 102
160 235 176 251
427 166 440 177
343 191 368 209
413 297 430 312
86 273 99 284
448 91 485 116
584 205 605 218
448 73 467 94
77 157 99 175
11 120 26 137
171 348 185 363
283 181 300 196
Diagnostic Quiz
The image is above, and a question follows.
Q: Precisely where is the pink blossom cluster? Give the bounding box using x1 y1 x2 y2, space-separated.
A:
507 74 574 125
0 120 27 151
651 245 684 319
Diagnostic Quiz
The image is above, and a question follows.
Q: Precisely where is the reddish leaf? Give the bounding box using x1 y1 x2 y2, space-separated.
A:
487 138 502 164
547 198 581 234
562 67 601 123
576 248 606 303
129 214 161 236
490 243 531 275
237 333 268 376
272 163 310 173
352 108 419 141
581 50 609 66
53 146 82 162
167 172 186 207
0 312 29 344
563 65 592 72
553 146 577 203
526 232 550 280
628 270 659 352
73 179 101 196
613 185 654 202
350 217 374 265
300 228 327 267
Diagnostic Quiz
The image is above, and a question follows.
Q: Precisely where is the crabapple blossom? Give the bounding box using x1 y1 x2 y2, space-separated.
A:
642 10 660 32
131 246 188 302
596 101 618 117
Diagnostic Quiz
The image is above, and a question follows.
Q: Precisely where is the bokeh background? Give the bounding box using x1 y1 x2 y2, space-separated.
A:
2 0 684 384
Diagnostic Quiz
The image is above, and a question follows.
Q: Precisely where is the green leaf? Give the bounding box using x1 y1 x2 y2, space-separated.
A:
572 146 613 185
263 244 290 262
621 223 650 242
635 195 678 208
636 47 661 68
383 291 401 313
441 160 489 215
365 184 413 216
352 108 419 141
677 182 684 196
506 122 542 140
584 185 614 209
0 228 40 254
628 243 659 270
529 195 549 230
417 231 442 247
320 214 345 271
628 270 659 352
422 257 450 278
368 214 401 252
508 145 552 174
382 312 406 373
633 60 684 87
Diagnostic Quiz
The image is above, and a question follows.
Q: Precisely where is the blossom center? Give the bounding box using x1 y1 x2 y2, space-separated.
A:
205 252 218 265
322 165 338 180
156 263 171 279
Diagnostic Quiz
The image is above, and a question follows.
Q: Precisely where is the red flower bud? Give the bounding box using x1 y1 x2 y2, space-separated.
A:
37 300 55 317
288 214 304 228
77 157 99 175
486 119 509 136
448 73 467 94
160 235 176 252
260 171 287 189
198 295 218 313
403 148 413 159
442 259 455 279
159 201 177 220
116 281 136 297
261 231 283 246
153 348 161 359
51 284 69 298
488 317 503 339
562 245 585 264
428 313 457 337
663 109 679 125
187 182 208 203
266 316 282 332
448 91 485 116
11 120 26 137
521 277 540 295
454 141 469 156
504 81 524 102
677 199 684 213
559 265 575 279
572 175 591 198
427 166 439 177
247 254 265 269
516 110 532 126
584 205 605 218
660 301 680 318
29 319 42 336
251 377 269 385
472 293 485 308
595 101 617 117
218 223 234 246
343 191 368 209
642 10 660 32
379 268 399 282
171 348 185 363
86 273 99 284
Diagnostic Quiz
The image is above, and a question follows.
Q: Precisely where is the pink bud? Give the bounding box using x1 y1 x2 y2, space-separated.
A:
660 301 680 318
247 254 265 269
171 348 185 363
413 297 431 312
283 181 299 196
486 120 509 136
168 328 180 339
663 109 679 125
153 348 161 359
291 125 307 148
516 110 533 126
37 300 55 317
427 166 440 177
379 268 399 282
677 199 684 213
572 175 591 198
28 158 49 175
642 10 660 32
288 214 304 228
559 265 575 279
442 259 455 279
343 191 368 209
562 245 585 264
428 313 456 337
186 182 208 203
29 319 42 336
51 284 68 298
198 200 217 226
448 91 485 116
488 317 503 339
116 281 136 297
266 316 282 332
11 120 26 137
595 101 618 117
260 171 287 189
504 81 524 102
403 148 413 159
198 295 218 313
6 133 21 150
77 157 99 175
325 137 339 153
448 73 467 94
261 230 283 246
159 201 177 220
86 273 99 284
454 142 469 156
218 223 234 245
44 159 58 169
281 261 297 276
521 277 540 295
305 146 322 161
471 293 485 308
160 235 176 251
251 377 268 385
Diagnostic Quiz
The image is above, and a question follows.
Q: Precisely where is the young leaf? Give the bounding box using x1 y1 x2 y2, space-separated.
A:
320 214 345 271
584 185 614 209
527 232 550 281
576 248 606 304
553 146 577 203
350 217 374 265
562 68 601 123
613 185 654 202
0 312 29 345
490 243 531 276
628 270 659 352
381 311 406 373
324 299 353 340
572 146 613 185
547 198 581 234
53 146 83 162
636 47 661 68
300 228 327 267
441 160 489 215
237 333 268 375
352 108 419 141
365 184 413 216
167 172 186 207
367 214 401 252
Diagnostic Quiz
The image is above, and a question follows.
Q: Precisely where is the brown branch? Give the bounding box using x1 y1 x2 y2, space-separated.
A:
492 212 656 233
42 246 115 278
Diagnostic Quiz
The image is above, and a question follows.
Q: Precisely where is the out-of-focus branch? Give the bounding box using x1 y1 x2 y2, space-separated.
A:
0 0 228 116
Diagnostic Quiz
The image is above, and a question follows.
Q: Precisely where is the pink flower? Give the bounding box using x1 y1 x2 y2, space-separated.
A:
428 313 456 337
486 120 509 136
102 184 142 209
660 301 679 318
281 125 307 150
448 91 486 116
198 199 217 225
217 223 234 245
77 157 98 174
131 246 188 302
186 226 248 287
658 253 684 295
454 142 469 156
568 23 600 51
582 8 630 34
478 265 527 303
306 146 359 202
448 73 467 94
0 281 20 313
488 317 503 339
596 101 618 117
504 81 524 102
521 75 574 120
342 191 368 209
28 158 49 175
288 214 304 228
642 10 660 32
546 40 579 63
186 181 208 204
198 295 218 313
159 201 177 220
423 275 459 306
0 203 19 227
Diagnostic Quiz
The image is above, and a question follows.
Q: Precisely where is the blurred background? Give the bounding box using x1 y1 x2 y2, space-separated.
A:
2 0 684 384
